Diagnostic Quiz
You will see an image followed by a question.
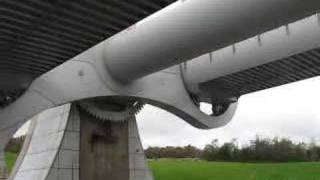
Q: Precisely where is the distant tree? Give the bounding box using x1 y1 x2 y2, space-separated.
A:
5 136 25 154
145 145 201 159
145 135 319 163
202 136 320 163
307 140 320 161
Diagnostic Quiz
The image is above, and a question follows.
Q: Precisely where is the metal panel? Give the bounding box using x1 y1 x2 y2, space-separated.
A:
200 48 320 98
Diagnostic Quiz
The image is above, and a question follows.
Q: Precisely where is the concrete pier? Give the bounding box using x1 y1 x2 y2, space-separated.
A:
80 111 130 180
9 104 152 180
0 151 7 180
79 110 152 180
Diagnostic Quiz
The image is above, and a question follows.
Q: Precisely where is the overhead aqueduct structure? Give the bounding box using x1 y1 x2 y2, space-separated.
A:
1 0 320 179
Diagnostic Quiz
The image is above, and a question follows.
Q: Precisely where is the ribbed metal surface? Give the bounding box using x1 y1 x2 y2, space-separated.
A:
200 48 320 98
0 0 175 76
0 0 176 106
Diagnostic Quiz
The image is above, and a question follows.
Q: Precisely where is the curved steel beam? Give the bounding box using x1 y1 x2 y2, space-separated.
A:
0 41 237 145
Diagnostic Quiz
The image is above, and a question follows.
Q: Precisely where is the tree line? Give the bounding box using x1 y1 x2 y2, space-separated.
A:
146 136 320 163
6 135 320 163
145 145 202 159
5 136 25 154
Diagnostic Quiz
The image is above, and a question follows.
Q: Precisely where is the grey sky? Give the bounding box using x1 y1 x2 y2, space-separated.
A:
15 76 320 149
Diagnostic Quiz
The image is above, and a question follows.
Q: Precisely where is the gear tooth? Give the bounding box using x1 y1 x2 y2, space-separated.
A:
78 99 144 122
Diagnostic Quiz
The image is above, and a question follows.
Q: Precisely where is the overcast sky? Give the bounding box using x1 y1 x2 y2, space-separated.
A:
15 76 320 149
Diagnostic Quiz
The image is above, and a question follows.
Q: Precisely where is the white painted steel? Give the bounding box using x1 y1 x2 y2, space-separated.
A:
182 14 320 97
0 43 237 132
2 0 320 136
105 0 320 82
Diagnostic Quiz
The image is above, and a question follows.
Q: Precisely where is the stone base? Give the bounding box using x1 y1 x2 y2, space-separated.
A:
80 107 153 180
10 104 153 180
80 111 129 180
0 153 7 180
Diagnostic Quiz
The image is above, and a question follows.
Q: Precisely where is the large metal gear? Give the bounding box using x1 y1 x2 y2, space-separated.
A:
78 98 144 122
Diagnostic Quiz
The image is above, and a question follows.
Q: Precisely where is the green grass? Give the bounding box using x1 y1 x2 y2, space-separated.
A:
5 154 320 179
149 159 320 180
5 152 18 172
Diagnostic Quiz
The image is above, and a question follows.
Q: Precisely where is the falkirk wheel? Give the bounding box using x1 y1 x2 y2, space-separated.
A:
1 0 320 179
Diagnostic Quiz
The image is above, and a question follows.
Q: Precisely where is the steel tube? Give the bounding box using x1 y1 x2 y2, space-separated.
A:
182 15 320 99
104 0 320 82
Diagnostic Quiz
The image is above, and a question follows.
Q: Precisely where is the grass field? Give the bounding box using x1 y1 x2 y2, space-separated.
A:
5 154 320 179
5 152 17 172
149 159 320 180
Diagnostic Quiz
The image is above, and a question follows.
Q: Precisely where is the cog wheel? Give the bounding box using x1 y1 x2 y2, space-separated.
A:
78 98 144 122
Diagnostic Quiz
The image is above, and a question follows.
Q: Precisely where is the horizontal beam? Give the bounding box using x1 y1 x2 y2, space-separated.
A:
182 15 320 101
104 0 320 82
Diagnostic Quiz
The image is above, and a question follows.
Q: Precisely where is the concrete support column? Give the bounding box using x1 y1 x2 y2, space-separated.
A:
0 151 7 180
128 116 153 180
9 104 152 180
79 109 153 180
11 104 78 180
79 112 130 180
